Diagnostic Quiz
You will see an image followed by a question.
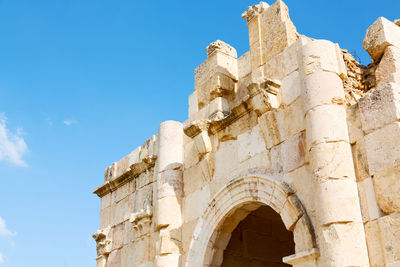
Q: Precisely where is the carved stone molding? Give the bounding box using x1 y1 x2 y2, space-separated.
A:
130 205 153 237
248 78 281 115
93 227 112 257
93 155 157 197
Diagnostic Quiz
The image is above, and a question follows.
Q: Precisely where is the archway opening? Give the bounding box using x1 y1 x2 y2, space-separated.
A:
220 205 295 266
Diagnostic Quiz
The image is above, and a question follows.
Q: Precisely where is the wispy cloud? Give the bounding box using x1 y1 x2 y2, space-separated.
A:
63 119 77 126
0 114 28 167
0 217 16 237
0 216 17 265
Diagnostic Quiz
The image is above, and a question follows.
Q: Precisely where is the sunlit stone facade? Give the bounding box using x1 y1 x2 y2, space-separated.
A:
93 1 400 266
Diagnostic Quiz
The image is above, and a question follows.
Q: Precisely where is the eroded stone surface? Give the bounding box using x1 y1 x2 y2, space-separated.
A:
93 2 400 267
364 17 400 62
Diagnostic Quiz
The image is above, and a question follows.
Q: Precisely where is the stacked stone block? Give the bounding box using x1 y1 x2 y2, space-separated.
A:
93 1 400 266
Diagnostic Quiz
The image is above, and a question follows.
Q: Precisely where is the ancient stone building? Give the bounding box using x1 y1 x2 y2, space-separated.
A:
93 1 400 266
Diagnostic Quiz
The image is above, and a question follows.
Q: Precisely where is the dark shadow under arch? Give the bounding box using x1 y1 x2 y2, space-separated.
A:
221 205 295 266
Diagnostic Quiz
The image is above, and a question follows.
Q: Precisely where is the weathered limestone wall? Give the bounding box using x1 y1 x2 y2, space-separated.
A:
93 1 400 266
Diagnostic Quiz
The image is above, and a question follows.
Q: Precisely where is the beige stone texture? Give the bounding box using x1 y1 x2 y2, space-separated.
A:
237 125 265 163
346 103 364 144
282 166 316 222
309 141 356 181
376 46 400 86
188 91 198 120
190 96 230 121
301 70 345 113
93 3 400 267
107 249 121 267
158 121 183 171
216 110 258 142
100 206 111 229
237 51 251 79
279 132 306 173
156 254 181 267
246 0 298 70
351 138 370 181
183 164 204 196
366 214 400 266
196 73 236 108
193 131 212 155
213 139 239 185
318 222 369 267
159 229 181 255
378 213 400 265
364 17 400 62
258 96 304 148
250 36 310 84
281 70 300 106
357 177 382 222
365 219 386 267
157 169 183 199
110 195 130 226
183 140 198 170
373 165 400 213
299 40 347 77
364 122 400 175
184 185 210 223
305 104 349 149
315 179 362 225
101 192 112 210
360 82 400 134
194 48 238 95
293 216 315 253
157 196 182 229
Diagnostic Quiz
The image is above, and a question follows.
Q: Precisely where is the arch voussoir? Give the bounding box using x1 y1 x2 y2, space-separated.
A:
185 174 318 267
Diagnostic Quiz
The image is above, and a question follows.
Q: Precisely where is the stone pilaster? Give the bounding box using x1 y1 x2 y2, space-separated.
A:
298 40 369 266
156 121 184 267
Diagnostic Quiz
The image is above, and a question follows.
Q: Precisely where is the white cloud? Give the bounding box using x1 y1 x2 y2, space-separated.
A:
0 114 28 167
63 119 77 126
0 217 16 237
0 251 4 264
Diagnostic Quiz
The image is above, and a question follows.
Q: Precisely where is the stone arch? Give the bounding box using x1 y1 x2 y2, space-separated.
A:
185 174 319 267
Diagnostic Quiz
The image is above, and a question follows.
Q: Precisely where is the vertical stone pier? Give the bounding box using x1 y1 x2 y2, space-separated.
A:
298 40 369 266
156 121 184 267
93 2 400 266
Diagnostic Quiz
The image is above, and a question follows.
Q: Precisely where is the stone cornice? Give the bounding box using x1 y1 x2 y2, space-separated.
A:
184 78 280 138
93 156 157 197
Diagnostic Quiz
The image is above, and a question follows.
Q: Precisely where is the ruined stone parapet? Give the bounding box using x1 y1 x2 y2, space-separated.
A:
244 0 298 71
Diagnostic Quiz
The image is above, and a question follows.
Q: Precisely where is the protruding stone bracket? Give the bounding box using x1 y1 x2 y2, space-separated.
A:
241 1 269 23
209 73 236 100
282 248 320 266
130 205 152 225
247 78 281 115
184 119 211 139
130 205 153 237
92 227 112 257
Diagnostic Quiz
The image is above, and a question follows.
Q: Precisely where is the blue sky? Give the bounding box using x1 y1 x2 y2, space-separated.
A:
0 0 399 266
